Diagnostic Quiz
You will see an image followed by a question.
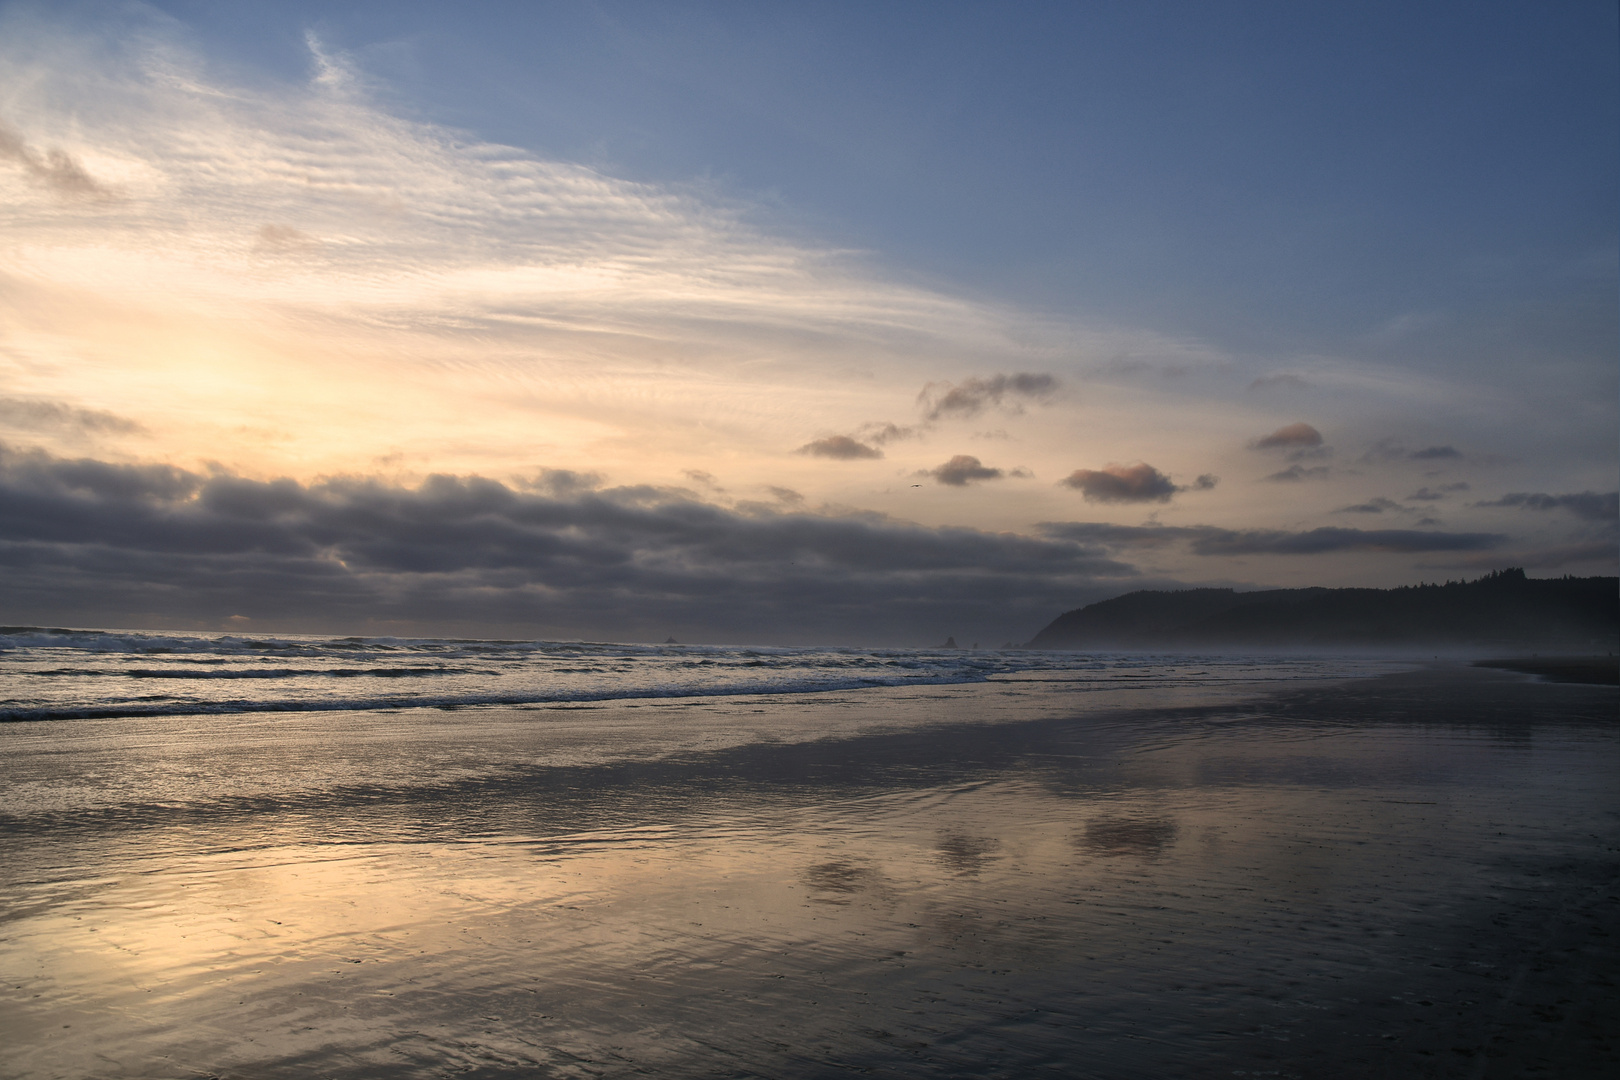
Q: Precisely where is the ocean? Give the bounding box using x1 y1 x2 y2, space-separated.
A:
0 627 1401 723
2 629 1615 1077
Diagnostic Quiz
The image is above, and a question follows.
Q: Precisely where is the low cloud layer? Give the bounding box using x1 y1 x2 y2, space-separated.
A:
1061 463 1213 504
1475 491 1619 523
917 373 1058 421
0 445 1145 644
1041 521 1504 556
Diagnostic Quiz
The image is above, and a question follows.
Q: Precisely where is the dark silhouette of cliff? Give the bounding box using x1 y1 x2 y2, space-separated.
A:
1027 569 1619 651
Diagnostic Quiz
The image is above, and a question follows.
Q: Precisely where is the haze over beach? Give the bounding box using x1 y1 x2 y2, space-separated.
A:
1 3 1617 1078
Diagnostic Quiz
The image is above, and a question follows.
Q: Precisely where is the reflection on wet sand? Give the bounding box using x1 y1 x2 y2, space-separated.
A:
1 666 1616 1078
1079 815 1179 857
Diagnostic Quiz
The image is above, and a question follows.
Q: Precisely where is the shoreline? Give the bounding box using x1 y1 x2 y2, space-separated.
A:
1474 654 1620 685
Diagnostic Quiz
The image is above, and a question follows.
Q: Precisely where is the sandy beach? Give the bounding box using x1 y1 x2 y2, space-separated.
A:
1 662 1615 1079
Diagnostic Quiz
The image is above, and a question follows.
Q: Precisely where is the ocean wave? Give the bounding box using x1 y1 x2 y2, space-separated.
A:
0 625 1401 724
0 669 1010 722
22 667 481 680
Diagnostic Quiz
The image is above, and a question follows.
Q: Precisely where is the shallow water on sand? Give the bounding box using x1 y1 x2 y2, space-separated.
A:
2 667 1617 1078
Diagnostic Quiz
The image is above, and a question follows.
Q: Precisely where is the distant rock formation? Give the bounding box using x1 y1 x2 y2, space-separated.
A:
1027 569 1619 651
943 636 958 649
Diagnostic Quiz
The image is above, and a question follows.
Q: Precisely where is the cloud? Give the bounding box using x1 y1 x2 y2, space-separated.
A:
513 469 604 497
681 470 729 495
1059 462 1208 504
1362 439 1464 463
254 224 318 251
917 373 1058 421
1061 463 1178 503
928 455 1004 486
1040 521 1505 556
0 444 1145 644
1248 373 1312 392
0 121 111 199
1421 541 1619 572
4 17 1151 495
860 422 919 445
797 435 883 460
1474 491 1619 523
1251 422 1324 451
0 398 146 437
1406 482 1469 502
1334 497 1409 514
1263 464 1332 483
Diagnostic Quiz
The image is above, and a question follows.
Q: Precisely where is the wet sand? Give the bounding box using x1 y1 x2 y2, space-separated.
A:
1 664 1616 1078
1475 655 1620 685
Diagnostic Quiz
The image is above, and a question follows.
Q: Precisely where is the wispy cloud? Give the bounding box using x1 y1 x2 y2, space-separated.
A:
1263 464 1332 483
1361 438 1464 463
0 121 113 199
1407 482 1469 501
0 17 1098 490
0 397 146 437
1333 497 1411 515
1248 373 1312 392
917 373 1059 421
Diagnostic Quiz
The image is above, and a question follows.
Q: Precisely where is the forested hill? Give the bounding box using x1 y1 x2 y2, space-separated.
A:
1027 569 1618 651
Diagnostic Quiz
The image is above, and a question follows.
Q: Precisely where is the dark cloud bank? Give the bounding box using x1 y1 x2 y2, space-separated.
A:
0 446 1548 644
0 445 1135 644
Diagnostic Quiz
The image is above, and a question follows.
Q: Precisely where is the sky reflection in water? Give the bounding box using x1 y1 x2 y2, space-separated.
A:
2 669 1616 1078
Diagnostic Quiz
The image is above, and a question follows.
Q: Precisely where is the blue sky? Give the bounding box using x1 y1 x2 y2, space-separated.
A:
151 0 1617 359
0 1 1614 641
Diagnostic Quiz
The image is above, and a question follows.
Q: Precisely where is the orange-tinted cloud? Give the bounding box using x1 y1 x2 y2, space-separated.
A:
1061 462 1180 503
797 435 883 460
928 455 1004 486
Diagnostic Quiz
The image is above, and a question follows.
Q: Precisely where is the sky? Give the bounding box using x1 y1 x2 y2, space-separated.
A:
0 0 1615 645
